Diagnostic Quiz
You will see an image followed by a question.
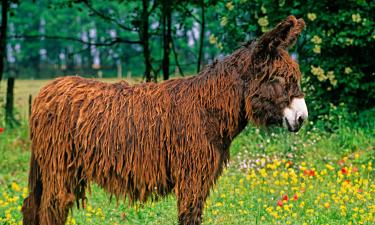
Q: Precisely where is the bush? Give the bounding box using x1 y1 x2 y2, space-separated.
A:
213 0 374 118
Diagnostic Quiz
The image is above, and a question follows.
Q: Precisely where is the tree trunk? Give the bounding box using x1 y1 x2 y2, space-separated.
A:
162 3 172 80
171 36 184 76
5 76 16 126
141 0 152 82
0 0 9 86
197 0 205 73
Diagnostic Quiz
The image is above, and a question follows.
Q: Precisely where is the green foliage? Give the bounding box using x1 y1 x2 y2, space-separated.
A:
213 0 375 118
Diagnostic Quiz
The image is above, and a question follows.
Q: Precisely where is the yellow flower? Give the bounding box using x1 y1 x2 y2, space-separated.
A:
313 45 321 54
346 38 354 46
260 168 268 177
226 1 234 11
352 13 361 23
209 34 217 44
330 79 337 86
215 202 223 207
306 208 315 215
311 35 322 44
217 42 223 50
326 164 335 171
307 13 317 21
327 71 334 79
345 67 352 74
220 17 228 27
11 182 21 192
311 65 326 81
258 16 269 27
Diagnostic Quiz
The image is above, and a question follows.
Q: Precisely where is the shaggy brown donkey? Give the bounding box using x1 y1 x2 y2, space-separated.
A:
22 15 308 225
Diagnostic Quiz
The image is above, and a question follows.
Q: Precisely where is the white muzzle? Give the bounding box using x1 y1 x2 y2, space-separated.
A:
283 97 308 132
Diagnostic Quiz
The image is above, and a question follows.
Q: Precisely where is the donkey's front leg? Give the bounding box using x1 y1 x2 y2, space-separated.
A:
176 182 210 225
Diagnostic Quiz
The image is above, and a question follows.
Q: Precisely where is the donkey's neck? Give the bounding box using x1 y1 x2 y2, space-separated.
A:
193 47 252 139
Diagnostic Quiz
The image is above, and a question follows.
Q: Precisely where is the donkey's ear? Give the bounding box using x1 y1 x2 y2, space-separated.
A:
257 15 305 52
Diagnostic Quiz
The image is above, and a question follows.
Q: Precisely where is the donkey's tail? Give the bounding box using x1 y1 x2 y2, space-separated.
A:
22 152 43 225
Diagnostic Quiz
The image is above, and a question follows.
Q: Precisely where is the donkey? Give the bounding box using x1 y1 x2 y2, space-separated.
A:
22 15 307 225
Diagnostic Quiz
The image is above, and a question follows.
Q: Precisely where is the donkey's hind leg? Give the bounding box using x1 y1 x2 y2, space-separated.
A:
38 180 75 225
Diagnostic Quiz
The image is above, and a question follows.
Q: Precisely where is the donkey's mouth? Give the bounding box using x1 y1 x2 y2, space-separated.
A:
282 97 308 132
284 117 301 132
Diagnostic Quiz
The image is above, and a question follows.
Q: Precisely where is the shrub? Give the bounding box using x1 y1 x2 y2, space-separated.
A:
213 0 374 118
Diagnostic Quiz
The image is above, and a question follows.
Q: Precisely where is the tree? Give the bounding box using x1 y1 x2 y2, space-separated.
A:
160 0 172 80
214 0 374 118
1 0 20 126
0 0 9 85
5 0 223 82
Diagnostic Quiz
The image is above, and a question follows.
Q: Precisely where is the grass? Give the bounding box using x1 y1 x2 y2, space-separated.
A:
0 79 374 224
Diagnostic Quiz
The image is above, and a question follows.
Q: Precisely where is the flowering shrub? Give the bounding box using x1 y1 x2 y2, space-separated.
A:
214 0 374 118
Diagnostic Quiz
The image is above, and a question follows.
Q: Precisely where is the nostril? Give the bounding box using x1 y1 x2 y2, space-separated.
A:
297 116 304 125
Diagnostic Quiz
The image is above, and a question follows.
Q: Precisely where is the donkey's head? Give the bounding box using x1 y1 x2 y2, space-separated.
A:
245 16 308 132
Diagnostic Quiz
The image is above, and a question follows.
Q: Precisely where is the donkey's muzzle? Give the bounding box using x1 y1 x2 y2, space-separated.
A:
283 98 308 132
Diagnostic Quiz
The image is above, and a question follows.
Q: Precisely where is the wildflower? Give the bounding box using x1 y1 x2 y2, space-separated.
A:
324 202 330 208
306 208 315 215
311 65 326 81
282 195 289 201
11 182 21 192
217 42 223 50
326 71 337 86
311 35 322 44
307 13 317 21
341 168 348 175
0 127 4 133
352 13 361 23
215 202 223 207
345 38 354 46
258 16 269 27
220 17 228 27
303 169 316 177
313 45 321 54
326 164 335 171
338 159 345 166
209 34 217 44
277 200 283 207
226 1 234 11
293 194 298 201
